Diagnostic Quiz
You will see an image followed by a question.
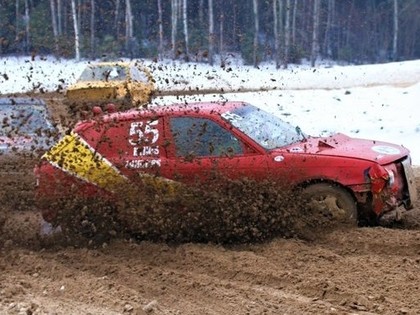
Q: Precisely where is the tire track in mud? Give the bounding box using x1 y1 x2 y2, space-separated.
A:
2 204 420 314
2 233 413 314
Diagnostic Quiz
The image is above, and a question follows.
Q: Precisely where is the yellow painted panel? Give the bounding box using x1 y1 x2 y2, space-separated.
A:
43 132 126 191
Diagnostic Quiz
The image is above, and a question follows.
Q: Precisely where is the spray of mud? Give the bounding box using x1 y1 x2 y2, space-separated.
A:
22 173 329 248
114 177 308 243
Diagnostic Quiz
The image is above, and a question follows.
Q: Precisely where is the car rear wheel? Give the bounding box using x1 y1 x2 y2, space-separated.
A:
301 183 358 227
59 203 120 247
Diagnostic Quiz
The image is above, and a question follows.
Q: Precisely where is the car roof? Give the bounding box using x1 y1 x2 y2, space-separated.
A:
85 61 151 71
109 101 245 120
0 97 46 106
74 101 247 132
85 61 134 69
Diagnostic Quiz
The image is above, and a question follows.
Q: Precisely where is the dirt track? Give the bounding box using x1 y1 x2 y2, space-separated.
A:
0 93 420 314
0 172 419 315
0 202 420 314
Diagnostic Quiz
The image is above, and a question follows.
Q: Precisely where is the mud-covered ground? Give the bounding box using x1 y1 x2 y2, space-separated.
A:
1 93 420 314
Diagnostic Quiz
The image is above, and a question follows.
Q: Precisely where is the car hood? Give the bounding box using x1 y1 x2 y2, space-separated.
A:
274 133 409 165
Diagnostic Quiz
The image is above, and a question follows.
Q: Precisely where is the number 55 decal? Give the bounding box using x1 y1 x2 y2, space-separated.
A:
129 120 159 146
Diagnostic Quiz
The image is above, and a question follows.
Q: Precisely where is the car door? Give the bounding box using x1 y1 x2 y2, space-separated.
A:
161 115 269 184
96 115 164 181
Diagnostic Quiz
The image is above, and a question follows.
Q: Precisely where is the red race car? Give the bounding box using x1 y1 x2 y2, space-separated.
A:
35 101 417 237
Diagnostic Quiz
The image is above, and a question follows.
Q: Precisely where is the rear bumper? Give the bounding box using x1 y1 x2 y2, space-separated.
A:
35 161 109 224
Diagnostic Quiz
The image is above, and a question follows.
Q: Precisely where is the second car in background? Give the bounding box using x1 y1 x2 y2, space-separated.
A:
66 61 155 111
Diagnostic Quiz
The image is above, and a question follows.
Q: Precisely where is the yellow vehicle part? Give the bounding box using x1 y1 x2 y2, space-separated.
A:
43 132 179 195
129 82 155 105
43 132 127 192
139 174 180 196
66 83 122 102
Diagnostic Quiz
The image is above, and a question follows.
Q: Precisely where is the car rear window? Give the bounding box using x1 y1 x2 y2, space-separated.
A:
79 65 128 82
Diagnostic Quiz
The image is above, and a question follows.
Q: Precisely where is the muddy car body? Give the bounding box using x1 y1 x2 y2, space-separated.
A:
35 102 417 233
66 61 154 110
0 97 58 209
0 97 57 154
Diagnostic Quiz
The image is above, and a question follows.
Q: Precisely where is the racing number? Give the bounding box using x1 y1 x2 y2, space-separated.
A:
129 120 159 146
128 120 160 158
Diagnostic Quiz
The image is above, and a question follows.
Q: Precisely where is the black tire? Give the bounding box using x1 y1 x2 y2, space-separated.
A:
301 183 358 227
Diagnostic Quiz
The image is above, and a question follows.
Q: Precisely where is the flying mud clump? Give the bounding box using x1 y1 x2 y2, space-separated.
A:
108 178 316 243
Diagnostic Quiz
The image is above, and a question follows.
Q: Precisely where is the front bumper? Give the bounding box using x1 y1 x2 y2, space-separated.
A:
401 158 418 209
354 157 417 220
372 157 418 221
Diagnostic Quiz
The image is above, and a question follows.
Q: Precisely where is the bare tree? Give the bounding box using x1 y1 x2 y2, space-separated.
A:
252 0 259 67
70 0 80 60
171 0 179 59
199 0 204 25
157 0 164 58
291 0 297 46
182 0 189 59
4 0 420 64
50 0 59 53
345 1 355 48
278 0 284 56
15 0 19 43
114 0 121 38
24 0 30 53
90 0 95 58
284 0 291 68
208 0 214 65
273 0 280 68
77 0 81 36
324 0 335 58
219 12 224 60
57 0 62 35
392 0 398 60
310 0 321 67
125 0 134 56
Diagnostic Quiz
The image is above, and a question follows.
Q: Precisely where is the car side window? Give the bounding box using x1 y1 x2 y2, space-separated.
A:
130 66 150 83
170 117 243 158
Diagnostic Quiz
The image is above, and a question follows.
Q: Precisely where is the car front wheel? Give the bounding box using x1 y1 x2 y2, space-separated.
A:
301 183 358 228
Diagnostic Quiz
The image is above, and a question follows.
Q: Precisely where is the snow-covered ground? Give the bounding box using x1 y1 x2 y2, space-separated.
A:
0 56 419 164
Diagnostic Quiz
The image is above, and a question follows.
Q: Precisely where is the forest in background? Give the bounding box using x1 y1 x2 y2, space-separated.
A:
0 0 419 67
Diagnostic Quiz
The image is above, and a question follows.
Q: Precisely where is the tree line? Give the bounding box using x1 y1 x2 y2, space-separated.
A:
0 0 418 67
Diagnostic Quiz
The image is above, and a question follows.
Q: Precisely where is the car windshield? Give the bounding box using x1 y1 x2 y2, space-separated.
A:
0 105 54 136
221 103 305 150
78 64 128 82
